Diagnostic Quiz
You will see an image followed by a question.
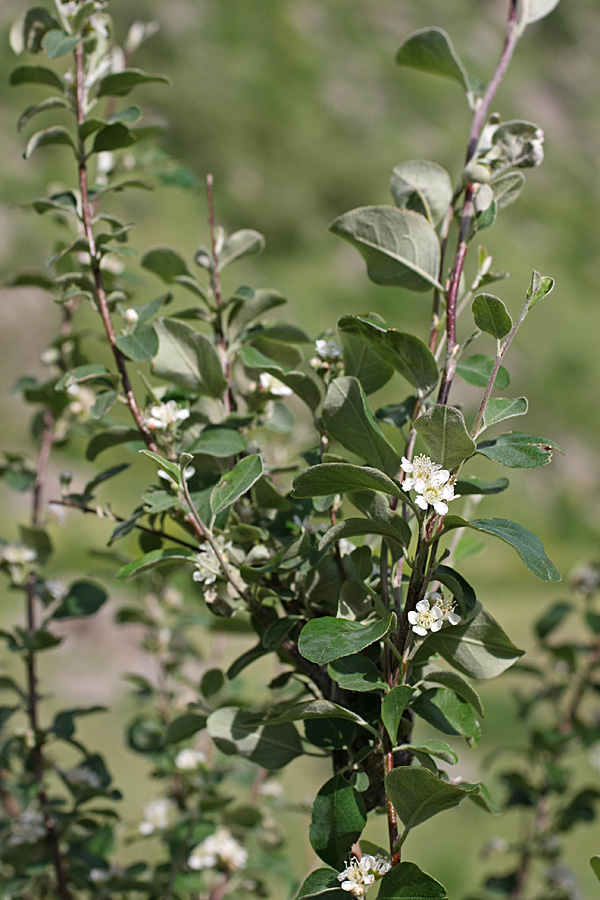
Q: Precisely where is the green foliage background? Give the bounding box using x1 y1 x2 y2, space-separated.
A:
1 0 599 895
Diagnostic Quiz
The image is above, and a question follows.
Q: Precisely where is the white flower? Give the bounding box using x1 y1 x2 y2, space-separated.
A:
188 827 248 872
315 338 343 359
7 810 46 846
143 400 190 431
67 384 96 418
0 544 37 565
259 779 284 799
414 476 458 516
175 748 206 771
430 592 462 627
408 598 445 637
337 857 375 897
138 798 175 835
365 854 391 877
124 308 139 325
259 372 292 397
192 538 231 585
64 766 102 789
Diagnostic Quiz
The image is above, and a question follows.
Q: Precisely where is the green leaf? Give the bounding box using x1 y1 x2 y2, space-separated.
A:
412 688 481 740
227 286 287 333
341 329 394 395
465 517 560 581
52 581 108 619
382 685 415 744
309 774 367 868
422 670 484 717
319 517 411 556
535 601 572 640
92 123 137 153
114 326 159 362
9 7 61 54
330 206 442 292
526 269 555 309
390 160 453 227
24 126 75 159
413 405 475 468
164 713 207 745
140 449 181 484
292 463 403 500
476 431 562 468
41 29 80 58
481 397 528 431
401 740 458 767
298 613 394 664
189 427 247 457
518 0 561 32
51 706 106 739
96 68 170 98
323 377 400 476
19 525 52 565
386 766 477 831
142 247 191 283
86 427 142 460
206 707 303 769
426 601 524 679
152 317 227 397
296 868 346 899
17 97 69 132
590 857 600 882
219 229 265 270
454 475 509 496
472 293 513 339
338 315 439 396
456 354 509 389
238 345 322 411
328 656 388 693
260 700 376 736
378 862 448 899
396 26 472 95
117 548 197 581
491 171 526 209
106 106 141 125
210 454 264 517
9 64 64 91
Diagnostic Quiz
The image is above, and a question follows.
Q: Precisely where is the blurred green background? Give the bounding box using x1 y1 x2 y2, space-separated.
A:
1 0 600 896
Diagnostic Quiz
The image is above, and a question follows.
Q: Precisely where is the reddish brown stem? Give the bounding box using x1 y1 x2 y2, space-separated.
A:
74 43 157 454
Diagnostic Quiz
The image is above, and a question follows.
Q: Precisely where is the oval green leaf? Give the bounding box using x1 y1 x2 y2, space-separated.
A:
292 463 403 500
329 206 442 292
456 354 509 389
472 293 513 339
298 613 394 665
210 454 264 517
413 405 475 468
386 766 477 830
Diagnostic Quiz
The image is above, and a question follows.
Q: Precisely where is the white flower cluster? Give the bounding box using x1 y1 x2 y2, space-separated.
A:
0 544 36 566
138 798 175 836
7 810 46 846
315 338 343 360
337 855 391 897
188 826 248 872
143 400 190 431
63 766 102 789
401 455 459 516
408 592 461 637
192 538 232 586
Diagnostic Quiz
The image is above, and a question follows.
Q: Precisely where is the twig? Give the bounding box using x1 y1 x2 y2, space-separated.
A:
74 43 157 454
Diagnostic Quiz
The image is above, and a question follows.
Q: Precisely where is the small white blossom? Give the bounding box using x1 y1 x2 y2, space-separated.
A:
259 372 292 397
0 544 37 565
192 538 231 586
408 598 444 637
175 748 206 771
64 766 102 789
414 476 458 516
365 854 391 876
337 857 375 897
259 779 284 799
67 384 96 418
143 400 190 431
188 827 248 872
430 592 462 627
315 338 343 359
123 308 139 325
7 810 46 846
138 798 175 836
